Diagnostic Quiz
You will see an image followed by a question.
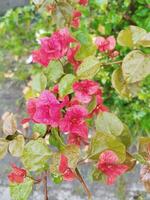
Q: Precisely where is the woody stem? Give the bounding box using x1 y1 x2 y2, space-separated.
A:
75 168 92 200
43 172 48 200
102 60 123 66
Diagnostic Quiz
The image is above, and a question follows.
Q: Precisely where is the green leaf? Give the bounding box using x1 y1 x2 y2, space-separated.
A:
62 145 80 169
87 96 97 113
92 168 105 182
133 153 146 164
95 112 124 136
49 128 65 150
9 135 25 157
0 138 8 160
88 132 126 162
21 138 51 171
76 56 100 80
58 74 76 97
9 177 33 200
117 26 147 48
138 137 150 158
33 124 47 137
44 61 64 83
32 73 47 92
51 173 63 184
118 124 131 148
74 31 96 60
112 67 140 98
122 50 150 83
50 152 61 174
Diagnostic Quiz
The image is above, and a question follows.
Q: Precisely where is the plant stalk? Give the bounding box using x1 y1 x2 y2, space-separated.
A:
75 168 92 200
43 172 48 200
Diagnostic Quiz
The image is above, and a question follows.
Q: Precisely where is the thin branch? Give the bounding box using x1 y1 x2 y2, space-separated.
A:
102 60 123 66
43 172 48 200
75 168 92 200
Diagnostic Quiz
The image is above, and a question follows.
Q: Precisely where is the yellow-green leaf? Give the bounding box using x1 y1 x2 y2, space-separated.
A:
10 177 33 200
21 138 51 171
122 50 150 83
58 74 76 98
0 138 8 160
77 56 100 80
9 135 25 157
95 112 124 136
32 73 47 92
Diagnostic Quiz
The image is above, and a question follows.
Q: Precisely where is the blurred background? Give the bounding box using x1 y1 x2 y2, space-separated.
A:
0 0 150 199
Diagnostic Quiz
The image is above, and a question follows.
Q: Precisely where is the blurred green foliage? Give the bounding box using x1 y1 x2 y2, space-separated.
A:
0 0 149 139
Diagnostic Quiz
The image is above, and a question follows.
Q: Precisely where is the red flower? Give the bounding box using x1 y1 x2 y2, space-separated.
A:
32 28 76 67
97 150 128 185
71 10 82 28
26 90 61 127
73 80 100 104
59 105 88 142
95 36 116 52
59 155 76 181
8 164 27 184
67 44 81 71
78 0 88 6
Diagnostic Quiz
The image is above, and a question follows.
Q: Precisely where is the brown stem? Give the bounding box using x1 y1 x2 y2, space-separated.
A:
43 172 48 200
102 60 122 66
75 168 92 200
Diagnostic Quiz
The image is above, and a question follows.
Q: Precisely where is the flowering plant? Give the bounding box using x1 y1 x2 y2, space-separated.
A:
0 0 150 200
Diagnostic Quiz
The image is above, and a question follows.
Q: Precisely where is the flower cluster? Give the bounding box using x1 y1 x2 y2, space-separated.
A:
24 80 107 147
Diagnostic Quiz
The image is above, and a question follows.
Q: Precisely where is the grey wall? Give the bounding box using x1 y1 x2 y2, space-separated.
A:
0 0 29 15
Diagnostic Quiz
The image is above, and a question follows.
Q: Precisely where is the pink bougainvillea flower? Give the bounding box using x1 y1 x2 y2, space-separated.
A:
67 43 81 71
68 131 88 146
32 28 76 67
97 150 128 185
78 0 88 6
26 90 61 127
59 105 88 138
59 154 76 181
8 164 27 184
71 10 82 28
73 80 100 104
95 36 116 52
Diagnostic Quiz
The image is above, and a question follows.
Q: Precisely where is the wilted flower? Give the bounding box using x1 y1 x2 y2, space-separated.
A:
59 154 76 181
97 150 128 185
8 164 27 184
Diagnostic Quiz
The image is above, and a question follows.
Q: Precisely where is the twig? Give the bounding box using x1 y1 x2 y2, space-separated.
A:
75 168 92 200
43 172 48 200
102 60 122 66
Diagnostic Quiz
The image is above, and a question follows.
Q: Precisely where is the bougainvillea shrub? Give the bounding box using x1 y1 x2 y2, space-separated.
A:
0 0 150 200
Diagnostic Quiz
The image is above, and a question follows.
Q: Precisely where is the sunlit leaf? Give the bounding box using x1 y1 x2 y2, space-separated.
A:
3 113 17 136
0 138 8 160
32 73 47 92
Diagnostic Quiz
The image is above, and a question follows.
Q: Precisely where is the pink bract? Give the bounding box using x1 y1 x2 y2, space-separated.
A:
97 150 128 185
32 28 76 67
8 164 27 184
26 90 61 127
59 105 88 140
59 155 76 181
95 36 116 52
78 0 88 6
71 10 82 28
73 80 100 104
